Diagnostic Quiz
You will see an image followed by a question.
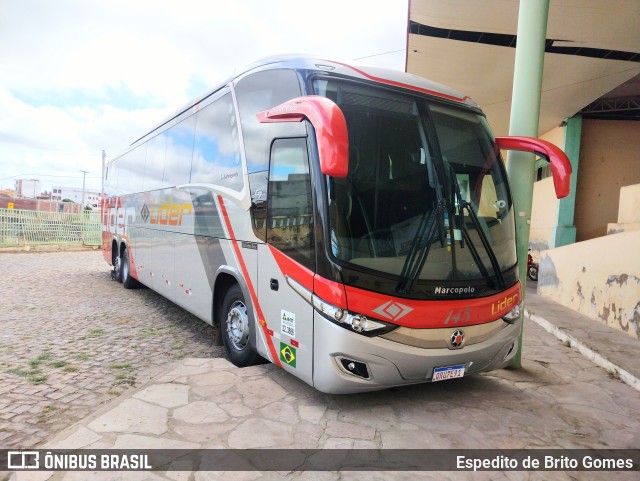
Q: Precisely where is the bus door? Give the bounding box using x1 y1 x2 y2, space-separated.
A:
257 138 315 385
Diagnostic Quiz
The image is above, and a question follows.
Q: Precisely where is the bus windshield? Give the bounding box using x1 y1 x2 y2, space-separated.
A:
313 78 517 288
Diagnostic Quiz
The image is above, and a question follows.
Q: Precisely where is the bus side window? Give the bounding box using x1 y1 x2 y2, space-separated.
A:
128 145 146 195
249 171 268 241
234 69 304 173
192 91 243 191
266 138 315 271
144 132 166 192
164 115 196 188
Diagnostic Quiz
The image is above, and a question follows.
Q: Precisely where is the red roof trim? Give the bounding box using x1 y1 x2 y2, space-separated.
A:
332 60 467 104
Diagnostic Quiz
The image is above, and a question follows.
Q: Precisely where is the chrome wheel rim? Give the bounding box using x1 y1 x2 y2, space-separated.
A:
226 301 249 350
122 252 129 279
114 255 122 278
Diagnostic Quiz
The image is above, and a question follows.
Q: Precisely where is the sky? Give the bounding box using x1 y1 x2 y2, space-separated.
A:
0 0 408 195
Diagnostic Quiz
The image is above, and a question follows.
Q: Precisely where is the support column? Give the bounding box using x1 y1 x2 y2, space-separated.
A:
506 0 550 368
552 115 582 247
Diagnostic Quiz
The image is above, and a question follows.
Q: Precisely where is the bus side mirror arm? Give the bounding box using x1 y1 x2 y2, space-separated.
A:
495 136 572 199
257 96 349 178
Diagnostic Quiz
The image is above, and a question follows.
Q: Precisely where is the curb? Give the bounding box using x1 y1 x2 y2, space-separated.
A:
525 308 640 392
0 245 100 253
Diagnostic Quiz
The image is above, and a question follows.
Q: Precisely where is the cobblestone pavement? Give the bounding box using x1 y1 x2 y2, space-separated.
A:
3 251 640 480
0 250 224 448
14 323 640 480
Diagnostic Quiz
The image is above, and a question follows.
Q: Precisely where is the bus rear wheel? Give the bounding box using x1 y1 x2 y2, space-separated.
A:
220 284 258 367
121 248 139 289
113 253 123 283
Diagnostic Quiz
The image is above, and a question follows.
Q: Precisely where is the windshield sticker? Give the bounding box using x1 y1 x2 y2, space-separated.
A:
281 309 295 338
456 174 471 202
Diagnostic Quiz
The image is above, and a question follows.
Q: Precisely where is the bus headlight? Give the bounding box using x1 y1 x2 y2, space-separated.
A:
312 294 396 336
350 314 386 333
502 302 522 324
313 295 345 321
286 275 396 336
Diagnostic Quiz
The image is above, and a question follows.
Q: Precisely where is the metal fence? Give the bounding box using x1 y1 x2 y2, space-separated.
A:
0 208 101 247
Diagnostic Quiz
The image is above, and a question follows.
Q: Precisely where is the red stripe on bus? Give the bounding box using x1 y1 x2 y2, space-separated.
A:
345 282 522 328
218 196 282 368
269 245 520 328
268 245 347 309
313 275 347 310
332 60 468 104
268 246 314 291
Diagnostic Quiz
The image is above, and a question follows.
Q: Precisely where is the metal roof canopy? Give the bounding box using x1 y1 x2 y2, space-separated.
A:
407 0 640 135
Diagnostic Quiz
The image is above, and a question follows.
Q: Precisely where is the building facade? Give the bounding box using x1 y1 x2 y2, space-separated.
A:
15 179 41 198
51 186 102 210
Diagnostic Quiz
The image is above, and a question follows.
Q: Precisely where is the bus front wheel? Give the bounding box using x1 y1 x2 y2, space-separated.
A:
220 284 258 367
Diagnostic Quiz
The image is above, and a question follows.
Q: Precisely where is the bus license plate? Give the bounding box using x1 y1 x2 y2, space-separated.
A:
432 364 465 382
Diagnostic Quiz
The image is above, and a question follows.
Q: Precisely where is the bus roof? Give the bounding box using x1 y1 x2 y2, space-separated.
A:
128 55 478 150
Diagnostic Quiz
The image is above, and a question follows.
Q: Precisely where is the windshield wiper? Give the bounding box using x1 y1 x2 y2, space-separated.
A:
449 171 505 290
396 151 448 295
396 198 446 294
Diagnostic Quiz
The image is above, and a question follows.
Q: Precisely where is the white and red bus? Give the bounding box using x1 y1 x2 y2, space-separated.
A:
102 56 570 393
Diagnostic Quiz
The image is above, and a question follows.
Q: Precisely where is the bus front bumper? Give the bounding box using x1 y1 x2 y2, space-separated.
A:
312 312 522 394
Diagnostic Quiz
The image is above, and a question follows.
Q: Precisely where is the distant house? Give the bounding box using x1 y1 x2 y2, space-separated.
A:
15 179 41 198
0 197 82 213
51 186 102 210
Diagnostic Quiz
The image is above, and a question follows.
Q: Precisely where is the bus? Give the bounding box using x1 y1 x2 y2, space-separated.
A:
102 55 571 394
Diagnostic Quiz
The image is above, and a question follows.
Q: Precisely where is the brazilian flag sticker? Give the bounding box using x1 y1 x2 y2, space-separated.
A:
280 342 296 368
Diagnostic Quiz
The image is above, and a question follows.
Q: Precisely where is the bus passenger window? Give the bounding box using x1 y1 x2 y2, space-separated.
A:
234 69 304 173
191 92 243 191
267 138 315 270
144 133 166 192
164 115 196 188
249 171 268 241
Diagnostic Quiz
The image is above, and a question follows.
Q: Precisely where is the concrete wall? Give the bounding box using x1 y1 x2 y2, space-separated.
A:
540 124 565 148
0 198 83 213
574 120 640 242
608 184 640 235
529 176 559 260
532 119 640 340
529 125 565 261
531 120 640 247
538 181 640 340
538 230 640 339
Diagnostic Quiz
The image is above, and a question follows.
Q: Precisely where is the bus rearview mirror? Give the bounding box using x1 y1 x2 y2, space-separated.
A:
495 136 572 199
257 96 349 178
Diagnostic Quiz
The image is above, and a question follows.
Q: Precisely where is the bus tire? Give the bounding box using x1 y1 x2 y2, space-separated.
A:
121 248 139 289
220 284 258 367
114 252 124 283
